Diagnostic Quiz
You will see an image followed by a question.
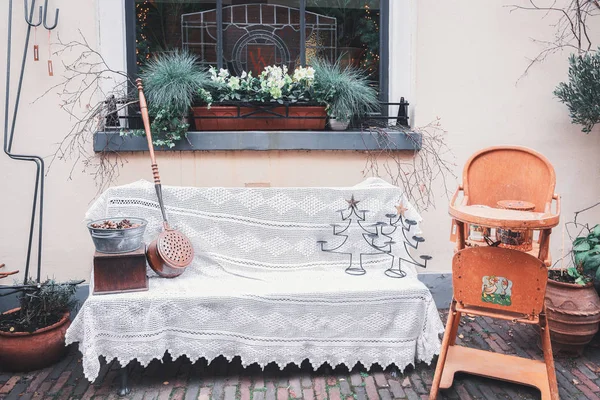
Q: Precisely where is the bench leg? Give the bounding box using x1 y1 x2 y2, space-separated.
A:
118 364 131 397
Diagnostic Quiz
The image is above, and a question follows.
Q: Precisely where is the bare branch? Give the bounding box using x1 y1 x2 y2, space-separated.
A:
509 0 598 83
360 119 456 211
38 30 138 195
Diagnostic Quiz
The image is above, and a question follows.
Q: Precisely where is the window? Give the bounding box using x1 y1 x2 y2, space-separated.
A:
126 0 388 101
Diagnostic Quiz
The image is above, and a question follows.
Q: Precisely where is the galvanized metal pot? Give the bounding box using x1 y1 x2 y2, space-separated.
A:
87 218 147 254
329 117 349 131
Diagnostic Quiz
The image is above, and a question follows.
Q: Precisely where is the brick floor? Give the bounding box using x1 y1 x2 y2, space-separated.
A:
2 310 600 399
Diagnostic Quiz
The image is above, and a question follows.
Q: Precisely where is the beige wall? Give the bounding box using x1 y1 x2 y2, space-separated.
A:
1 0 600 283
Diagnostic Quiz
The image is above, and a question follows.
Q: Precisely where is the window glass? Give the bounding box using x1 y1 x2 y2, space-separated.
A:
306 0 380 83
218 1 302 75
134 0 381 84
136 1 217 65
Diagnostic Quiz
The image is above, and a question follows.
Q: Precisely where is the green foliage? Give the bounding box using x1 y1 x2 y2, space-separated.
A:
140 51 212 115
567 267 589 285
311 58 380 122
554 50 600 133
568 224 600 285
138 51 214 148
199 65 319 105
122 108 189 149
0 279 80 333
148 108 189 149
197 61 379 123
136 55 380 146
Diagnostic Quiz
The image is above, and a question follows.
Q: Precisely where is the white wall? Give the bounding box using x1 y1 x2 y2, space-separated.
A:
1 0 599 282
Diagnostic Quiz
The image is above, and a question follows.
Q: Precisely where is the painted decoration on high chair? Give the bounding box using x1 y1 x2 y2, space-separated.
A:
481 275 513 306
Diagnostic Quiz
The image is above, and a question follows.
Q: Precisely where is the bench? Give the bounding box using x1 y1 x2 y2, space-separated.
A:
66 178 443 385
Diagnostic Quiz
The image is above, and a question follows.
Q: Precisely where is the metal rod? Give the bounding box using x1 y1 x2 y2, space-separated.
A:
23 0 42 27
117 365 131 396
9 0 36 151
379 0 390 109
216 0 223 70
4 0 47 285
23 161 40 284
42 0 58 30
299 0 306 66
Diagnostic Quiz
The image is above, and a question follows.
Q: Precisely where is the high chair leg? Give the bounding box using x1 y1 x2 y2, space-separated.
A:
540 307 559 400
447 307 462 346
430 299 458 400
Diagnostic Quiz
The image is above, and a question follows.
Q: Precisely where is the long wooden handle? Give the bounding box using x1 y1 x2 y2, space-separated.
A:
137 79 169 226
136 78 160 186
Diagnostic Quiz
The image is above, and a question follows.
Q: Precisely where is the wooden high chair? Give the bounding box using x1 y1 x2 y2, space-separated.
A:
430 146 561 400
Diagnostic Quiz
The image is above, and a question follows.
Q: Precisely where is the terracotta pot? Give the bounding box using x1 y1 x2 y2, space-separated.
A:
545 279 600 354
192 105 327 131
0 308 71 372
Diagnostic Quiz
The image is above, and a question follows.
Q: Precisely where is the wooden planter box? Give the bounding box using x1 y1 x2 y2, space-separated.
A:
93 246 149 294
192 105 327 131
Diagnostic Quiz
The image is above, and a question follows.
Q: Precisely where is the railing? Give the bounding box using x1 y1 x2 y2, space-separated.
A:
104 98 410 131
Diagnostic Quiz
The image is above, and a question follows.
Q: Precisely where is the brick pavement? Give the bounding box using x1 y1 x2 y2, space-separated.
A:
2 310 600 399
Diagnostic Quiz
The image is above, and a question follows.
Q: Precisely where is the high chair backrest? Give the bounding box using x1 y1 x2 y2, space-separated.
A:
463 146 555 213
453 247 548 317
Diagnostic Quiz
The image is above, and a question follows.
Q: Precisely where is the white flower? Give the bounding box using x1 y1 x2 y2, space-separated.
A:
209 66 218 81
270 86 282 99
241 71 247 79
218 68 230 78
257 64 296 99
210 66 230 84
228 76 241 90
293 66 315 83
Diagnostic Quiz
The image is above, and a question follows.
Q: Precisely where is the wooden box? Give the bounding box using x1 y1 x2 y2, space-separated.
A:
93 247 149 295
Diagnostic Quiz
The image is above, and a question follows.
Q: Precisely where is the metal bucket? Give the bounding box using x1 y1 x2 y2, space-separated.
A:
87 218 147 254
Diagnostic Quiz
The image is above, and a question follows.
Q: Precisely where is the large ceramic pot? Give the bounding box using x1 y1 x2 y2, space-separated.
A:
192 105 327 131
545 279 600 354
0 308 71 372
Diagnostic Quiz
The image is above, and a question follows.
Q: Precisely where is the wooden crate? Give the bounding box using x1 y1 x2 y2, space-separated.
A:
93 247 148 295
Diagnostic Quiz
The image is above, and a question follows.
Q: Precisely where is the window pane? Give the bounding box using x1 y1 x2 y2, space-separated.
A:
306 0 380 84
219 1 301 76
135 0 382 84
136 1 217 65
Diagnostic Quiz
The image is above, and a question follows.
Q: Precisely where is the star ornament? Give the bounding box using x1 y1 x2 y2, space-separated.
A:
395 202 408 217
346 195 360 210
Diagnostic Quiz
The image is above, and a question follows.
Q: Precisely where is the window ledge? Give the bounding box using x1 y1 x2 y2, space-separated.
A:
94 130 422 152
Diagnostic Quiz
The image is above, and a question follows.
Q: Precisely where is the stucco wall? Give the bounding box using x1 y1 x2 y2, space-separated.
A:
1 0 599 283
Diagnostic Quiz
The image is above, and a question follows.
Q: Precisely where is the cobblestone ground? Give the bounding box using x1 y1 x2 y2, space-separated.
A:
2 310 600 400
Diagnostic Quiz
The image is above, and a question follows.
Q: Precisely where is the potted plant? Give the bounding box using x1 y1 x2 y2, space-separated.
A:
139 51 213 148
545 224 600 354
311 58 380 131
192 60 380 131
193 64 328 131
0 279 80 371
554 49 600 133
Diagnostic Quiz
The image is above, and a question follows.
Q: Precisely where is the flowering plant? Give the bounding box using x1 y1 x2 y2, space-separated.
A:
198 65 328 107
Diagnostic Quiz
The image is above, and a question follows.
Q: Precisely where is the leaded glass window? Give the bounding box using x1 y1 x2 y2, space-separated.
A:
129 0 386 95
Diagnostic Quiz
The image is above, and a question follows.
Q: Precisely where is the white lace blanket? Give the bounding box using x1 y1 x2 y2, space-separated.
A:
66 178 444 381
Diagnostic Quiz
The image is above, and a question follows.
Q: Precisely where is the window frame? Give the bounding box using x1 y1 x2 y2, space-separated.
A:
123 0 390 104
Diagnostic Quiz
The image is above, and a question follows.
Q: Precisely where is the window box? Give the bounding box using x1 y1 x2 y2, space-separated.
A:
191 104 327 131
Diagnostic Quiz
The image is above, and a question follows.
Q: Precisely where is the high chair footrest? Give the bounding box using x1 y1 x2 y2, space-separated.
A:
440 346 551 393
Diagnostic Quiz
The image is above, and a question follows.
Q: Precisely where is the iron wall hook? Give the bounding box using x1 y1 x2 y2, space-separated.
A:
24 0 42 27
42 0 58 30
